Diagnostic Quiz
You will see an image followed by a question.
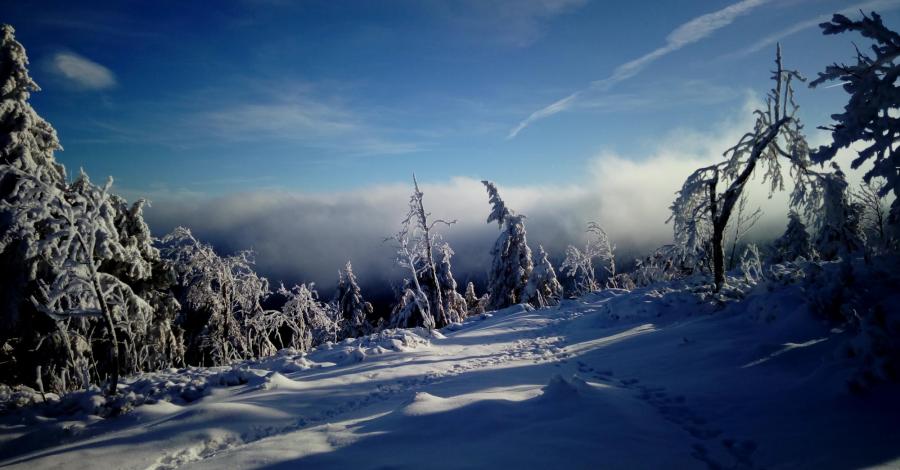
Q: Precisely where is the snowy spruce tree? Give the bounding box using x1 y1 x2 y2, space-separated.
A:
813 164 865 260
810 11 900 244
524 245 563 307
333 261 374 339
670 45 819 291
482 180 533 310
0 24 70 386
771 211 814 263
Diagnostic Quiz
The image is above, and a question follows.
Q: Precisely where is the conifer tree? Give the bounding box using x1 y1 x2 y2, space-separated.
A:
482 180 533 310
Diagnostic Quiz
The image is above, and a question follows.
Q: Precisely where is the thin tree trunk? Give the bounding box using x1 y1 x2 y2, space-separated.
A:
90 265 119 395
708 175 726 292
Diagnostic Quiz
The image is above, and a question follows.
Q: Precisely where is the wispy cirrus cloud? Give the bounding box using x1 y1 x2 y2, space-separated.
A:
440 0 588 47
508 0 770 139
728 0 900 58
196 91 424 156
49 52 117 90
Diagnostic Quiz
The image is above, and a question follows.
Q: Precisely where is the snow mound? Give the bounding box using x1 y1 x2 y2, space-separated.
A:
540 374 592 401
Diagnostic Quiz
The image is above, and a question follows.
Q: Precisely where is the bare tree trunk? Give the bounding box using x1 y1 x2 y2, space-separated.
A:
412 175 446 327
708 175 726 292
90 265 119 395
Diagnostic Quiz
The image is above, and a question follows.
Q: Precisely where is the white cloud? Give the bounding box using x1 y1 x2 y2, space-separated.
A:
508 0 770 138
50 52 116 90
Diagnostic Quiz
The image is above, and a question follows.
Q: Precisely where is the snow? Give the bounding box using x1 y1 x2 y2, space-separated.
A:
2 264 898 469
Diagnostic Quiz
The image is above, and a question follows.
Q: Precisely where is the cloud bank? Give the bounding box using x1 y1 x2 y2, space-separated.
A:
141 98 823 298
49 52 116 90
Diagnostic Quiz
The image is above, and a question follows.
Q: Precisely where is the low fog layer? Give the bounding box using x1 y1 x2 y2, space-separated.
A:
141 101 865 296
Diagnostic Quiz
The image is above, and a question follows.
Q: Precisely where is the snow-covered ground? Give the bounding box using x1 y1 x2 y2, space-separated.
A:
1 272 899 469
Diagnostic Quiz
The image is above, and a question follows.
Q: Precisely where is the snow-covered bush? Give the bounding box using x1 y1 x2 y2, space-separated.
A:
159 227 269 366
435 243 468 323
463 281 487 316
561 222 618 296
524 245 564 307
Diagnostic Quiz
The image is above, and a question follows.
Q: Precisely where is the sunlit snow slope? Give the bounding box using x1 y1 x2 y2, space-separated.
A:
2 281 899 469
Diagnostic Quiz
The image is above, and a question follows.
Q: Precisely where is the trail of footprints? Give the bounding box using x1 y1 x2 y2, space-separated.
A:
577 360 760 470
148 328 565 469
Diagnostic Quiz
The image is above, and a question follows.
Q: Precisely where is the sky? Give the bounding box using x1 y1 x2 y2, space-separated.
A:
6 0 900 294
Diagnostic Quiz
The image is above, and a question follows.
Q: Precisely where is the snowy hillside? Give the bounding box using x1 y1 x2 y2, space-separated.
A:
2 263 898 470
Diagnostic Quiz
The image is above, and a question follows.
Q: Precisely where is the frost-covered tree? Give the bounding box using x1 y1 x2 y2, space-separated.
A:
854 178 891 249
0 24 70 385
159 227 269 365
1 168 154 394
560 222 617 295
561 245 597 296
482 180 533 310
670 45 817 291
0 25 65 189
585 222 618 288
524 245 563 307
814 164 865 260
771 211 814 263
726 194 763 270
333 261 374 339
387 176 455 329
463 281 486 316
0 25 182 392
267 283 334 351
435 242 467 324
810 11 900 240
631 247 679 287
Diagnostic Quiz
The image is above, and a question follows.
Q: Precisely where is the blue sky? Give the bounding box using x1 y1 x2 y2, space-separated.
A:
9 0 900 195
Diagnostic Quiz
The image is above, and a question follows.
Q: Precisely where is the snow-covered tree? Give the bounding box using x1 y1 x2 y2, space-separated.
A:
266 283 332 351
333 261 374 339
585 222 618 288
561 245 597 296
1 168 153 394
814 164 865 260
0 24 69 386
482 180 533 310
464 281 486 316
159 227 269 365
435 242 467 324
854 178 891 250
726 194 763 270
560 222 617 295
524 245 563 307
771 210 814 263
387 175 455 329
810 11 900 241
0 25 65 188
670 45 816 291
